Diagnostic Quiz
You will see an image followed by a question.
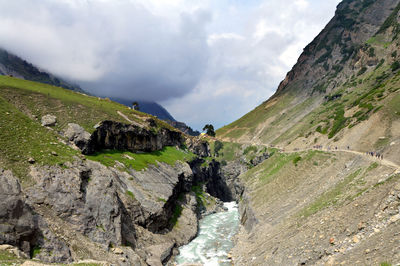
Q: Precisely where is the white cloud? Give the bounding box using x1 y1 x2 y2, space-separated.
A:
0 0 341 130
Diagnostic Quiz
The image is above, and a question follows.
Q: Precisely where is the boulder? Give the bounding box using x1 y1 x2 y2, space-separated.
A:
64 123 91 150
41 115 57 127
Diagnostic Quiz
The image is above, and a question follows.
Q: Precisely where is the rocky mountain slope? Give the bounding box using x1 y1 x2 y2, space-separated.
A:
0 75 239 265
0 48 83 92
212 0 400 264
217 0 400 166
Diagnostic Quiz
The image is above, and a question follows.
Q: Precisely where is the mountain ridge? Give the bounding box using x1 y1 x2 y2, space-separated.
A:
0 47 83 93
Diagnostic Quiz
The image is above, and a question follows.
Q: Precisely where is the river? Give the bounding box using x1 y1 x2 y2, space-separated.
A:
175 202 239 266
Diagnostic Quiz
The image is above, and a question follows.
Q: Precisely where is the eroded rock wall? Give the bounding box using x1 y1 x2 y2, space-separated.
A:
82 121 183 154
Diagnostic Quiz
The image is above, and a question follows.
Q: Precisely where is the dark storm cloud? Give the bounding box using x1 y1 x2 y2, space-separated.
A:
0 0 211 101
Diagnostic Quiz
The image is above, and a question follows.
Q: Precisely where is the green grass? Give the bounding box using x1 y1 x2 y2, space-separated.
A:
0 76 174 133
367 162 379 171
125 190 136 200
241 152 301 183
87 146 196 171
0 250 22 265
31 246 41 258
192 185 206 207
157 197 167 203
0 95 79 183
243 145 258 155
170 204 183 227
215 142 243 162
299 169 362 218
292 156 302 166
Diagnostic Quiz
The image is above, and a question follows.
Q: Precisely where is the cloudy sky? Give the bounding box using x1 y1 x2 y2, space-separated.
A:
0 0 340 130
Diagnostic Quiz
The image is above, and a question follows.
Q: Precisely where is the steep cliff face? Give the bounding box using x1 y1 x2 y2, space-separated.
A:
275 0 399 97
82 120 183 155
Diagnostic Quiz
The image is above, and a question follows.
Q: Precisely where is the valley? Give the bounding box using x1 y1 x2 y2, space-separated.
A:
1 0 400 265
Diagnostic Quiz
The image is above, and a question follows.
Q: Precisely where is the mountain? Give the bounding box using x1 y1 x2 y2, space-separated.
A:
0 47 83 92
212 0 400 264
217 0 400 162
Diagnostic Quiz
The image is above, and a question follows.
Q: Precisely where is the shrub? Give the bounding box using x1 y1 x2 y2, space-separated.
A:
293 156 302 166
214 140 223 156
391 61 400 72
357 66 367 76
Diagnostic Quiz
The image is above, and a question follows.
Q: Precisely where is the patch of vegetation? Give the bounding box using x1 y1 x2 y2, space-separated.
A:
87 146 195 171
213 140 224 156
125 190 136 200
357 66 368 76
243 145 258 155
299 169 362 218
31 246 41 258
170 204 183 227
293 156 302 166
312 83 328 94
192 185 206 207
391 61 400 72
328 105 348 139
367 162 379 171
0 250 20 264
214 142 243 162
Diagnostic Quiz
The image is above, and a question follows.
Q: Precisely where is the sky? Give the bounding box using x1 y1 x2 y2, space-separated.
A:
0 0 341 131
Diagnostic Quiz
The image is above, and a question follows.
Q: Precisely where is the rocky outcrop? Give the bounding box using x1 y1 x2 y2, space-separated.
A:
238 191 258 232
41 115 56 127
63 123 91 150
27 161 139 249
186 137 211 158
0 169 72 263
249 152 269 167
82 121 183 155
190 159 235 202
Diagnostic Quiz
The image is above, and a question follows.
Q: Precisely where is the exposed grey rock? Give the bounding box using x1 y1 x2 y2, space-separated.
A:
250 153 269 166
145 242 175 266
186 137 211 157
27 160 138 249
41 115 57 127
0 169 72 263
64 123 91 150
82 120 183 155
128 161 194 232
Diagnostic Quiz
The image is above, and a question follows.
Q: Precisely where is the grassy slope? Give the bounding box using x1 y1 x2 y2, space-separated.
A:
87 146 196 172
0 76 189 184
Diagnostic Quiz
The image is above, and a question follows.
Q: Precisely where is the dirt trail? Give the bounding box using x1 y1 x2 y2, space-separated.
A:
225 139 400 174
282 148 400 174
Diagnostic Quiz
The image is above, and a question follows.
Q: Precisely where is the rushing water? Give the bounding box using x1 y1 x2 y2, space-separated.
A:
175 202 239 266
